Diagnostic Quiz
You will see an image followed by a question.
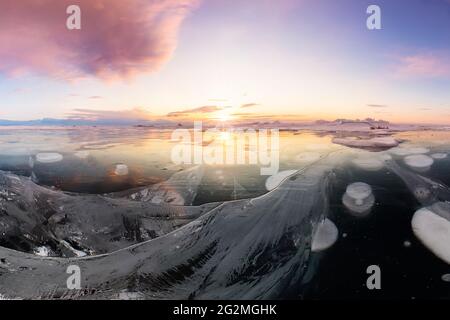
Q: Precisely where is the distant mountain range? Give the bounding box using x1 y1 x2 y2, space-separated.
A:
0 118 177 127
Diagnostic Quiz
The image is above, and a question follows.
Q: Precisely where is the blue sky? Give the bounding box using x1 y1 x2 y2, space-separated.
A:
0 0 449 124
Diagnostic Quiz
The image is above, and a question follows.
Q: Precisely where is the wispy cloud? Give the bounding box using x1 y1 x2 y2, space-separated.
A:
367 104 388 108
0 0 200 80
167 106 224 117
392 52 450 79
240 103 260 108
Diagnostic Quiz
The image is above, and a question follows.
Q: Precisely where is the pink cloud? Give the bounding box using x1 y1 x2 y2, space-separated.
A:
0 0 199 80
393 52 450 79
167 105 224 117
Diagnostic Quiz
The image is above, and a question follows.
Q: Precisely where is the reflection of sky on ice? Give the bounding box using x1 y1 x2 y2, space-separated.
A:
1 128 450 197
0 127 177 193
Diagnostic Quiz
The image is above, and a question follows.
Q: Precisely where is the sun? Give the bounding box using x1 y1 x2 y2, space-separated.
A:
216 110 232 122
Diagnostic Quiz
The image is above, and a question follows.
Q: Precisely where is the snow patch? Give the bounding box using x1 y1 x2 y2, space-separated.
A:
333 136 398 149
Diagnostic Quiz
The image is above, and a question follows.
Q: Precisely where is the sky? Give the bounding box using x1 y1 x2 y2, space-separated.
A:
0 0 450 124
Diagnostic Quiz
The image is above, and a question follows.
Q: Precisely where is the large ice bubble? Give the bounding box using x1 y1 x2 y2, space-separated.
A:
404 154 434 172
412 202 450 264
442 274 450 282
352 156 384 171
114 164 129 176
342 182 375 216
35 153 63 163
431 153 447 160
311 218 339 252
390 146 429 156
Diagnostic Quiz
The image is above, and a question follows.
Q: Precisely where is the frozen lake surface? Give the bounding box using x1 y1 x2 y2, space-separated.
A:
1 127 450 299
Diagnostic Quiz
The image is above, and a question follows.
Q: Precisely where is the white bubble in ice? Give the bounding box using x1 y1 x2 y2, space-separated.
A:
431 153 447 160
390 146 429 156
114 164 129 176
442 274 450 282
352 156 384 171
345 182 372 204
265 170 297 191
74 151 90 159
413 187 432 201
412 205 450 264
343 182 375 216
311 218 338 252
36 153 63 163
404 154 434 171
403 240 412 248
